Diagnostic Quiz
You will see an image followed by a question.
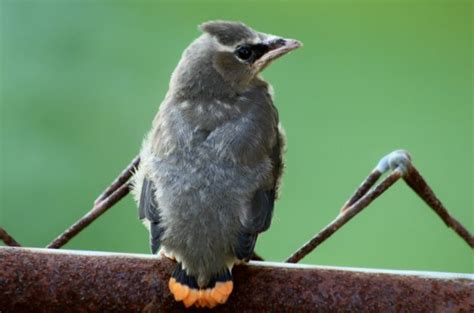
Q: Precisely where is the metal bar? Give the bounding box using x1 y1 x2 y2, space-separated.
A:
94 155 140 205
46 156 140 249
340 169 382 212
1 247 472 312
403 164 474 248
0 227 21 247
286 169 402 263
46 182 131 249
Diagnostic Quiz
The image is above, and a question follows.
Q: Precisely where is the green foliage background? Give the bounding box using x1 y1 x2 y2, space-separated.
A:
1 1 472 273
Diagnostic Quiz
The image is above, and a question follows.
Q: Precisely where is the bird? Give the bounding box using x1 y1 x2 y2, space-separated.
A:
131 20 301 309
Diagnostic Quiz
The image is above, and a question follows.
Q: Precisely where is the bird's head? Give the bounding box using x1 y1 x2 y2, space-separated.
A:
170 21 302 99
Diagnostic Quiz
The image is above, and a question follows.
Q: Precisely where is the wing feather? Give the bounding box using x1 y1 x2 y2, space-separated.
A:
139 177 163 254
234 127 284 260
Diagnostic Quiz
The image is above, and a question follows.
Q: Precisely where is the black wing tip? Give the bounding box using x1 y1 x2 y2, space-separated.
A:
235 232 257 261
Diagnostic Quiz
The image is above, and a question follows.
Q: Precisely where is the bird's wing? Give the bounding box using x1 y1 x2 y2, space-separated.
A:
235 127 284 260
139 177 164 254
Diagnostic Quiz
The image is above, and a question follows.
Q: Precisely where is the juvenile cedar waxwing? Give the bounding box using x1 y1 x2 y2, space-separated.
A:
132 21 301 308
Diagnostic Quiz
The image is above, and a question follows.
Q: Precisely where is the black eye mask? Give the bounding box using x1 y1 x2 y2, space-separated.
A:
234 43 269 64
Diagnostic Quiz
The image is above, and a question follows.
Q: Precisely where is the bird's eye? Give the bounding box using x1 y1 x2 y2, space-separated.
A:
235 45 252 61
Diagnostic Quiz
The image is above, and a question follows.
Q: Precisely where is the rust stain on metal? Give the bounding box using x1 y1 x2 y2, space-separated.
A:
1 247 472 312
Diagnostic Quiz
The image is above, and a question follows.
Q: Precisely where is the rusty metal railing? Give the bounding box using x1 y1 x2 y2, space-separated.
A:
1 247 472 312
1 150 473 311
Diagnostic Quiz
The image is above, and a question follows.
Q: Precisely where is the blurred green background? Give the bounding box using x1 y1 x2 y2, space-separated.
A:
1 0 472 273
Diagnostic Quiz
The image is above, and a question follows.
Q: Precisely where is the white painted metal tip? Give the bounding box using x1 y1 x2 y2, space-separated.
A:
375 149 411 174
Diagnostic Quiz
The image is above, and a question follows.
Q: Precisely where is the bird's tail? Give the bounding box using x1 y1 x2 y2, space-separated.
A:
168 263 233 308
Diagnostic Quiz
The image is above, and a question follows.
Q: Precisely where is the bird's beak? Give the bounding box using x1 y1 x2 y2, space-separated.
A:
253 38 302 72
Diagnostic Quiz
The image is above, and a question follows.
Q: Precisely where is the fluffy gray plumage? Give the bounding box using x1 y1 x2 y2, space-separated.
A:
132 20 300 288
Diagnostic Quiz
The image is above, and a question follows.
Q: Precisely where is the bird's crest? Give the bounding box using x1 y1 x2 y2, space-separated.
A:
199 20 256 45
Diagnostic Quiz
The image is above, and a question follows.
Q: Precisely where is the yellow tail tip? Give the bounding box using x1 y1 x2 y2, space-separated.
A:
168 278 233 308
